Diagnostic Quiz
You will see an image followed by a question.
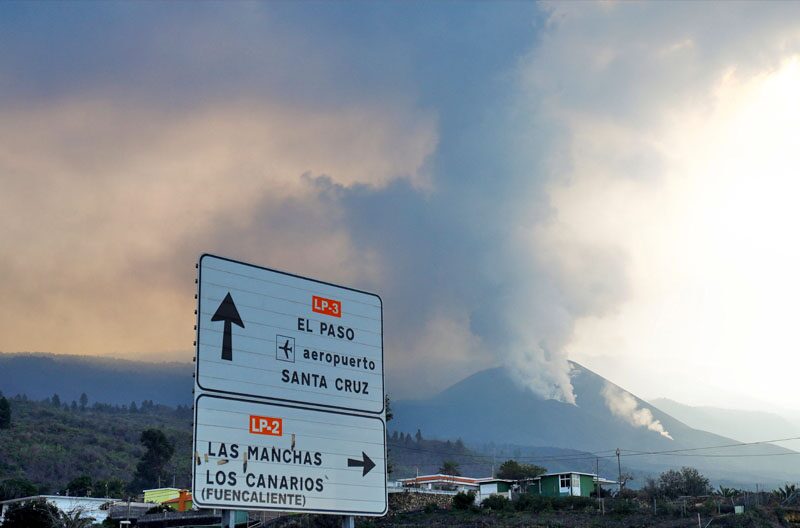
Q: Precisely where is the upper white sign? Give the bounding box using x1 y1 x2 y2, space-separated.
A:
196 254 384 414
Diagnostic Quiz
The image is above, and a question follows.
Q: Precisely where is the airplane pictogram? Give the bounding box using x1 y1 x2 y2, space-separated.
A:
276 335 295 363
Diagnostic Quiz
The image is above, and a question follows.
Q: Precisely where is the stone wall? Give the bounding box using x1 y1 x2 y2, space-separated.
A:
388 491 454 513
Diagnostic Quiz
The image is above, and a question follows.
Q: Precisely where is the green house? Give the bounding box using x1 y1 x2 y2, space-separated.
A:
527 472 611 498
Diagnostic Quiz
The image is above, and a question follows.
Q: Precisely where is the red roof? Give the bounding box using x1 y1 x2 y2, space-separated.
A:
398 474 488 486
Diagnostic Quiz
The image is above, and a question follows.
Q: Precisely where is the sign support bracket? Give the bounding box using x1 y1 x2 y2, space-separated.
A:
222 509 236 528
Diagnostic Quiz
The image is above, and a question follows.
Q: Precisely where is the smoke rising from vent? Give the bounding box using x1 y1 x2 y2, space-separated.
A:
602 383 673 439
0 3 630 402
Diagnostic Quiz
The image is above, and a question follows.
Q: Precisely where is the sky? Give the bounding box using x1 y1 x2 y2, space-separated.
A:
2 1 800 413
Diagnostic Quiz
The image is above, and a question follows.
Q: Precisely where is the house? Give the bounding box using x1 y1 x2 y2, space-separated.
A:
0 495 118 523
163 490 193 511
527 472 617 497
476 478 515 501
397 474 482 493
143 487 182 504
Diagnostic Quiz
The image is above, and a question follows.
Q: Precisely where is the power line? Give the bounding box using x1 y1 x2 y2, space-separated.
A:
387 434 800 464
619 435 800 458
388 441 618 463
624 451 800 458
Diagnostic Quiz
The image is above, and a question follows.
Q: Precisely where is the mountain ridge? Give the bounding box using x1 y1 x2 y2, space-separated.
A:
0 352 192 406
4 352 799 486
391 362 800 485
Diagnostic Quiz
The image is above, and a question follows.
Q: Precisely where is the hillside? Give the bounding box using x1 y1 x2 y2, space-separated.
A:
0 353 192 406
391 363 800 487
0 396 501 493
0 396 193 493
4 353 800 489
649 398 800 447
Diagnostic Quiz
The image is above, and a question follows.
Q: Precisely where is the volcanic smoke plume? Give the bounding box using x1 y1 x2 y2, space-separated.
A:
602 382 673 439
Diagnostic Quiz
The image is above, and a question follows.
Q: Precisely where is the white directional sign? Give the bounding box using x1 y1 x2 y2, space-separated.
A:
196 254 384 414
192 395 387 515
192 254 387 516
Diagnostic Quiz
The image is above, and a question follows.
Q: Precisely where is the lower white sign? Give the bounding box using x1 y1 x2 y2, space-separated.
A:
192 395 387 516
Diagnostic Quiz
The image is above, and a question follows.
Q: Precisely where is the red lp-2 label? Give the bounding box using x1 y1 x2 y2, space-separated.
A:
249 415 282 436
312 295 341 318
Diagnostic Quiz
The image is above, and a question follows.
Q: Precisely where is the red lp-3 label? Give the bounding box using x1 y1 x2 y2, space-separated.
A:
312 295 341 318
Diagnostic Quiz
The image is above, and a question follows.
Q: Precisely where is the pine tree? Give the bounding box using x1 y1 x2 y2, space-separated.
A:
51 394 61 407
79 393 88 410
132 429 175 489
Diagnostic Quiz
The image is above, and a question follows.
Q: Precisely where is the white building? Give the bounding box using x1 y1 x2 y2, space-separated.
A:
397 474 483 493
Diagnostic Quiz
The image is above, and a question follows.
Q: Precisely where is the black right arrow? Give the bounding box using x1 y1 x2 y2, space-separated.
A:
211 292 244 361
347 452 376 476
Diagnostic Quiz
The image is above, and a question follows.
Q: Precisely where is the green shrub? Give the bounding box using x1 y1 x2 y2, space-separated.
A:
609 498 638 515
481 494 510 510
515 493 554 513
654 500 681 517
452 491 476 510
559 496 595 510
423 502 440 513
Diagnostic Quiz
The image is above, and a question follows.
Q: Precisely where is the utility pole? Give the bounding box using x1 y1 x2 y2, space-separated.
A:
595 457 600 499
616 448 622 495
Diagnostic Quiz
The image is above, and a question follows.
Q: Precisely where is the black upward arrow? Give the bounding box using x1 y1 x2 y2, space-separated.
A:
347 452 376 477
211 292 244 361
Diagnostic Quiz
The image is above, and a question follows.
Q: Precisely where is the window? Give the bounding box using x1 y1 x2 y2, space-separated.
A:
559 474 570 489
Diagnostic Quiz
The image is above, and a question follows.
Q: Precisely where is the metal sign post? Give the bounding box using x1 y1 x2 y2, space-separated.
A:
192 254 387 517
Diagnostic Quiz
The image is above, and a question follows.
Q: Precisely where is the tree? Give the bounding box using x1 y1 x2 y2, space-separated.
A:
775 483 798 500
50 394 61 408
92 478 125 498
79 393 88 410
63 475 92 497
496 459 546 481
132 429 175 489
129 401 138 413
680 467 711 497
58 508 96 528
439 460 461 476
0 478 38 500
0 396 11 429
415 429 423 442
651 467 711 498
0 498 60 528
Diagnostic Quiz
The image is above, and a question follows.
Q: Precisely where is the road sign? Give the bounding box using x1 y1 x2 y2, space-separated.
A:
192 395 387 515
192 254 387 516
195 254 384 414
